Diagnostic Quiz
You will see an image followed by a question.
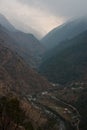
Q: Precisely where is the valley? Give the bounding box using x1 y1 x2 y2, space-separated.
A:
25 87 80 130
0 12 87 130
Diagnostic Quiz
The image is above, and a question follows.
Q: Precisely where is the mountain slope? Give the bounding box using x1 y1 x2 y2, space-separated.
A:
41 17 87 50
0 23 45 68
0 13 16 31
10 31 45 68
0 41 51 95
39 31 87 84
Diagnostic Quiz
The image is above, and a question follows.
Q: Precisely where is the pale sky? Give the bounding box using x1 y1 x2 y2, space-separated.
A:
0 0 87 38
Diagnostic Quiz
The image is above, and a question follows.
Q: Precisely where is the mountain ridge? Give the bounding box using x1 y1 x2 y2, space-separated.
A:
0 14 45 68
41 17 87 50
0 13 16 32
39 30 87 84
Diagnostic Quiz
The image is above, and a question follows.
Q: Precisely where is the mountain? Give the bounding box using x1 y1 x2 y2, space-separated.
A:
0 27 65 130
0 14 45 68
0 26 84 130
0 34 68 130
0 41 51 96
0 13 16 31
0 40 52 130
10 31 45 68
41 17 87 50
39 30 87 84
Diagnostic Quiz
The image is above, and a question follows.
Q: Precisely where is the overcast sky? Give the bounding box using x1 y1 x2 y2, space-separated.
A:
0 0 87 38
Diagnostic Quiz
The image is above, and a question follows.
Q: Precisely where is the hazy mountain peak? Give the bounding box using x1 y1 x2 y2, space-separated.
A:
0 13 16 32
41 17 87 50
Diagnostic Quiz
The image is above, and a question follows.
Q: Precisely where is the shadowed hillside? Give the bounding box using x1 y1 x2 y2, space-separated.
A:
0 42 51 95
39 31 87 84
41 18 87 50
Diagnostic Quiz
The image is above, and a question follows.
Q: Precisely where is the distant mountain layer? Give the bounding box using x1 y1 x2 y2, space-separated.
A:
39 31 87 84
0 13 16 31
10 31 45 68
0 42 51 96
41 18 87 50
0 14 45 68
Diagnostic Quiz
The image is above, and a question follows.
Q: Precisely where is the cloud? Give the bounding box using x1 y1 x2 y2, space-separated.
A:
0 0 87 38
0 0 64 38
18 0 87 18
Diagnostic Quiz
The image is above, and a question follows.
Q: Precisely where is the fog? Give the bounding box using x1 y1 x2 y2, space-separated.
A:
0 0 87 38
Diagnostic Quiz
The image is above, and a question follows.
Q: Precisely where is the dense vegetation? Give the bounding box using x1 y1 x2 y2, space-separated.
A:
39 31 87 84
